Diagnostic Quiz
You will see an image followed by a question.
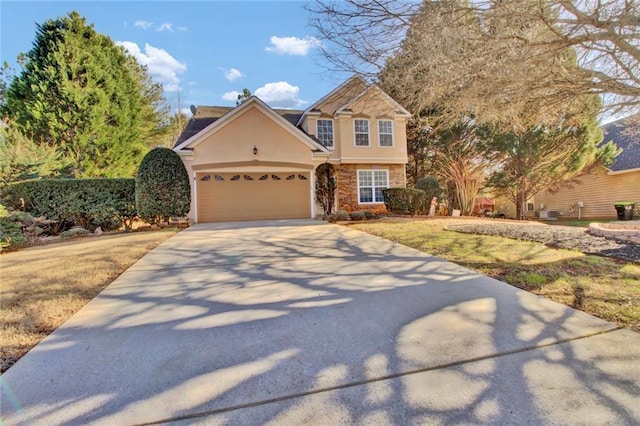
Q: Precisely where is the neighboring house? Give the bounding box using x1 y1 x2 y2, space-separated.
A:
173 76 410 223
534 118 640 219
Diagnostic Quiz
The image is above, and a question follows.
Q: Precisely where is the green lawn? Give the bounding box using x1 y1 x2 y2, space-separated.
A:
350 219 640 332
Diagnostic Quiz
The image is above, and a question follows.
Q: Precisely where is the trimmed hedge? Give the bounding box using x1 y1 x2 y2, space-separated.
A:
2 178 137 233
383 188 426 216
136 148 190 224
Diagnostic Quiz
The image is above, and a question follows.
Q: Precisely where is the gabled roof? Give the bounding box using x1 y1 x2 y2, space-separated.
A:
173 97 328 153
334 84 411 117
603 117 640 172
174 105 305 148
295 75 369 125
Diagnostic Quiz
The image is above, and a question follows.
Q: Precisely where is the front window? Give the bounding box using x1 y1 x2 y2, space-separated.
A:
358 169 388 203
317 119 334 148
354 119 370 146
378 120 393 147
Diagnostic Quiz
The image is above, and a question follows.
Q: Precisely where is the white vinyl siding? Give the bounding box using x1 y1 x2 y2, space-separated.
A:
358 169 388 203
317 119 334 149
354 119 370 147
378 120 393 147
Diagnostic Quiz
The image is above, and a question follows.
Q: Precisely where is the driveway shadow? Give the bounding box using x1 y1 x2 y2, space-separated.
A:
2 222 638 425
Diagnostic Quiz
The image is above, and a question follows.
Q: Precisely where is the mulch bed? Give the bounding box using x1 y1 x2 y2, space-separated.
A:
446 223 640 263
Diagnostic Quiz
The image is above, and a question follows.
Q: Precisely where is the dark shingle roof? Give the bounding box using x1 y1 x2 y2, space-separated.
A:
603 118 640 172
173 105 304 148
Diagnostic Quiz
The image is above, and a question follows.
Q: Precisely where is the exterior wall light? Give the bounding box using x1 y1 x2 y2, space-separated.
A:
253 146 258 155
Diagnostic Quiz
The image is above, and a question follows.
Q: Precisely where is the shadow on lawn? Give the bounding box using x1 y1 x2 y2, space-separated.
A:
1 222 638 424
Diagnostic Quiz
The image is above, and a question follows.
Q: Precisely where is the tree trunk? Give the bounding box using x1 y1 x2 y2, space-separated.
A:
515 191 528 220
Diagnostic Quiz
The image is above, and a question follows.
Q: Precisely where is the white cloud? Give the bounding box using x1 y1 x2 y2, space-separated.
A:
265 36 322 56
134 20 153 30
117 41 187 92
254 81 306 108
157 22 174 32
219 67 243 82
180 107 193 117
222 91 240 101
176 26 188 32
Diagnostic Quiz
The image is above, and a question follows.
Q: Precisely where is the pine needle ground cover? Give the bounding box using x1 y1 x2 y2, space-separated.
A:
0 229 178 372
350 219 640 333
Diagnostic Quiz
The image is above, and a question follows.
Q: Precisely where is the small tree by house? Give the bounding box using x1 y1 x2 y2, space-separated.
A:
135 147 190 224
414 176 442 202
315 163 336 219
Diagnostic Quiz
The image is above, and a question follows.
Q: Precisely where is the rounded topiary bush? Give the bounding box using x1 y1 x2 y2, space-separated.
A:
136 147 191 224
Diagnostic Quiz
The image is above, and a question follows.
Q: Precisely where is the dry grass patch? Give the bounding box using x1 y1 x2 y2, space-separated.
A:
351 219 640 332
0 229 178 372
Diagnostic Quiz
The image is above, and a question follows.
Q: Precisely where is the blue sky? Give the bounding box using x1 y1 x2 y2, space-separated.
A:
1 1 351 114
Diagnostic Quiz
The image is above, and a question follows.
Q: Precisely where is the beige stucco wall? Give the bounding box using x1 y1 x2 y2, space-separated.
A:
178 105 326 222
190 106 316 166
305 88 408 164
315 77 368 116
535 167 640 218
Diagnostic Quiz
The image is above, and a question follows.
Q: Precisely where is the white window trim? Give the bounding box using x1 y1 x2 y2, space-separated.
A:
377 119 394 148
316 118 334 150
357 169 389 204
353 119 370 147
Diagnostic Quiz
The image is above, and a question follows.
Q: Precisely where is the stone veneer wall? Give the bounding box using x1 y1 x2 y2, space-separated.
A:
335 164 405 213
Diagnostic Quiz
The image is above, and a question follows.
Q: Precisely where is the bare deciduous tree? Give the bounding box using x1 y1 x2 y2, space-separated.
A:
308 0 640 126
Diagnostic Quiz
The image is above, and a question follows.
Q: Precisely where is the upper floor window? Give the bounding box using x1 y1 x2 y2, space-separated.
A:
354 119 370 147
378 120 394 147
317 119 334 149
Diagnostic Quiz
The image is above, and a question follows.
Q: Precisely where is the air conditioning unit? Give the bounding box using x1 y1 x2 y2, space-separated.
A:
536 210 549 219
548 210 562 219
536 210 561 220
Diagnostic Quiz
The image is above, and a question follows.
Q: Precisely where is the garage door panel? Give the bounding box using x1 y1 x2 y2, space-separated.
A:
197 172 311 222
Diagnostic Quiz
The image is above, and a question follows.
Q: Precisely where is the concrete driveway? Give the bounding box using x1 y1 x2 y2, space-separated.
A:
2 220 639 425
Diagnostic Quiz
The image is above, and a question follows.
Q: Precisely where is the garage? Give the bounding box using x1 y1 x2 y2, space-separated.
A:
196 172 311 222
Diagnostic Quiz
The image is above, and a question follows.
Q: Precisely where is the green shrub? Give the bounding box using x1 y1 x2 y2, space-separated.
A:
415 176 442 201
327 214 337 223
364 210 376 220
382 188 426 216
335 210 350 221
3 178 136 233
136 148 191 224
350 211 366 221
415 176 442 214
60 227 91 239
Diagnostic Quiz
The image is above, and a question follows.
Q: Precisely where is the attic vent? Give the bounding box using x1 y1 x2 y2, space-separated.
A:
298 174 308 180
271 175 281 180
286 174 295 180
200 175 211 181
244 174 254 180
214 175 224 181
230 175 240 181
259 174 269 180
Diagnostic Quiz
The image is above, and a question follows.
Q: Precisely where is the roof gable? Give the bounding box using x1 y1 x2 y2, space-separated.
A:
335 85 411 117
173 97 327 153
296 76 369 124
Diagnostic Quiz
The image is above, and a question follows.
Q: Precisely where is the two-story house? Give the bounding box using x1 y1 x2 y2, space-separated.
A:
173 76 411 222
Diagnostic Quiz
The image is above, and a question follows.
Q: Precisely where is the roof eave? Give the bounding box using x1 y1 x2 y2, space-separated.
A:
173 96 329 154
607 167 640 175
